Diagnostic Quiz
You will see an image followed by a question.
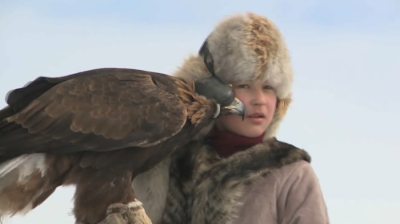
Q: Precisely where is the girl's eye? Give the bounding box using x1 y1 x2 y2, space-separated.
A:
236 84 250 89
263 85 273 90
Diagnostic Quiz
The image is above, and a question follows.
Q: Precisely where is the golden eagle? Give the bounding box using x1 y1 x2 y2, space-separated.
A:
0 56 246 223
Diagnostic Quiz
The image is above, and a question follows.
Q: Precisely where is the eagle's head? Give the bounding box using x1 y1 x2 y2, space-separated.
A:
193 42 246 120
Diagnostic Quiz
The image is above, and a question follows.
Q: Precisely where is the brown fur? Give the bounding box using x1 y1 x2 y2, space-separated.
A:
159 137 311 224
244 13 279 79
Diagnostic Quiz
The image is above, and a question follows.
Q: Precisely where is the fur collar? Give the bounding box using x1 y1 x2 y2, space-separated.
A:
161 137 311 224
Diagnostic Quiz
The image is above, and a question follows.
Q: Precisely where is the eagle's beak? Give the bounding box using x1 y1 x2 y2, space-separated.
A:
219 97 246 120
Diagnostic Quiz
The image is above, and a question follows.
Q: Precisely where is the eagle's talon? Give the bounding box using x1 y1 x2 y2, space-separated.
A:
106 203 129 216
100 203 153 224
98 213 127 224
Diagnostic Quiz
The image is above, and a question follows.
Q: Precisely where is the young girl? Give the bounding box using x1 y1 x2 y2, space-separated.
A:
132 12 330 224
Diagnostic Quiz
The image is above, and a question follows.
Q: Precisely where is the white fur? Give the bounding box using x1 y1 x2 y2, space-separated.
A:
132 156 171 224
127 200 143 209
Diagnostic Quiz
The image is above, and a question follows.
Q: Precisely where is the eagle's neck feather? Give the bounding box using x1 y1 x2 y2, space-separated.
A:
174 79 216 126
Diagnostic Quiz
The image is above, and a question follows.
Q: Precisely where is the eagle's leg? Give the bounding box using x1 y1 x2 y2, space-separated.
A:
97 202 152 224
73 170 151 224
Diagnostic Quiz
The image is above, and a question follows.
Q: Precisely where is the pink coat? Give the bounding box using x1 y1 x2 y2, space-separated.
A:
134 137 330 224
235 160 330 224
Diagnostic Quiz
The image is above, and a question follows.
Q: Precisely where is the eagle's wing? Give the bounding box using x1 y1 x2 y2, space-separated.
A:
0 68 188 155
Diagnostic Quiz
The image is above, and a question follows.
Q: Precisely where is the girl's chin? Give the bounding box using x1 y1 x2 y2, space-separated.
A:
237 128 266 138
216 119 269 138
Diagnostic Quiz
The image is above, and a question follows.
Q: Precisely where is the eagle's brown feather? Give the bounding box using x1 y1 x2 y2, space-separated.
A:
0 69 190 157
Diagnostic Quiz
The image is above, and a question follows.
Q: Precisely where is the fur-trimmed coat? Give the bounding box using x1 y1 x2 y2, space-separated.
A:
132 137 330 224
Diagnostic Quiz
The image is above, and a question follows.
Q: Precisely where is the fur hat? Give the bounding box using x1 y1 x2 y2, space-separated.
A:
173 12 294 139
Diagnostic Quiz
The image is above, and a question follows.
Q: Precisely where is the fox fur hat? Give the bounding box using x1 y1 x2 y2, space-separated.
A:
173 12 294 139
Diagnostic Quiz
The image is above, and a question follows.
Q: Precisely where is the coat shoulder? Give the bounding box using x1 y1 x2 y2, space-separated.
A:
272 160 330 224
272 160 316 182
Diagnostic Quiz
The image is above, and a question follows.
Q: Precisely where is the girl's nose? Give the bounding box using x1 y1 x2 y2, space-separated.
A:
252 88 268 105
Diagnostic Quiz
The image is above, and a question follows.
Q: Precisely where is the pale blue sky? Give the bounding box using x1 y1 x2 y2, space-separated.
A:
0 1 399 224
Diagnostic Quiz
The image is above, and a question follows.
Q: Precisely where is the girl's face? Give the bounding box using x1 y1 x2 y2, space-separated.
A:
216 81 277 137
